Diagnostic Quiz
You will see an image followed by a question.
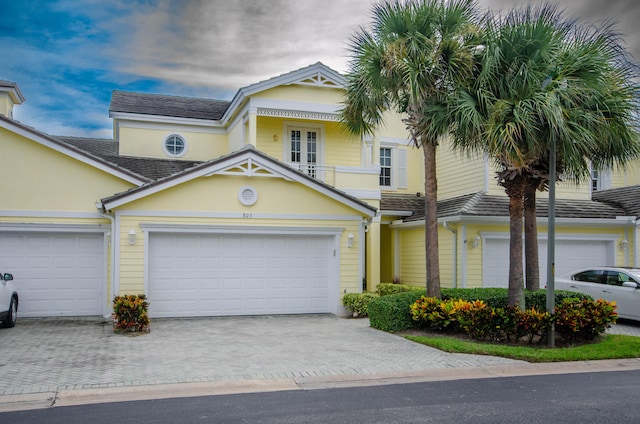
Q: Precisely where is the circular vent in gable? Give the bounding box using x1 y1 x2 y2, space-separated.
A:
238 186 258 206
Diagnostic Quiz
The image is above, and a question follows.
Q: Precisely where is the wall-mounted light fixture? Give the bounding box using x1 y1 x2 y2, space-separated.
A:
619 239 629 250
128 229 136 246
471 234 481 249
347 233 354 248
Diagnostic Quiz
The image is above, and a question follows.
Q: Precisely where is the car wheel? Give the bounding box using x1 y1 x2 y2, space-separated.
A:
1 298 17 328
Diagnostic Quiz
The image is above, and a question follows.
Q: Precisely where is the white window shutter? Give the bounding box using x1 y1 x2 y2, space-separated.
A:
601 168 612 190
397 148 408 189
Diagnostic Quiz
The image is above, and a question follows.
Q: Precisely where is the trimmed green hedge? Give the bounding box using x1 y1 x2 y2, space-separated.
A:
368 290 426 332
376 282 424 296
342 292 379 317
368 288 594 333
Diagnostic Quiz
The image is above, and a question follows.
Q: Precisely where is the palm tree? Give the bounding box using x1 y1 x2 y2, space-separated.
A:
340 0 480 298
452 4 640 307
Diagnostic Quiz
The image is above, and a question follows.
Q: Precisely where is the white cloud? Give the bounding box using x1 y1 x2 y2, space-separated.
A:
3 0 639 138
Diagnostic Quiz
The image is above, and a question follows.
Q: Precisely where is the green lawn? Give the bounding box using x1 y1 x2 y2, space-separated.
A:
404 334 640 362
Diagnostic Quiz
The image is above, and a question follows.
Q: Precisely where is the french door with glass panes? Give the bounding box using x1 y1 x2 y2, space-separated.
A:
288 126 320 179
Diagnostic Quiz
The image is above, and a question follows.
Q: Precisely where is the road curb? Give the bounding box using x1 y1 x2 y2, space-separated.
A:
2 358 640 413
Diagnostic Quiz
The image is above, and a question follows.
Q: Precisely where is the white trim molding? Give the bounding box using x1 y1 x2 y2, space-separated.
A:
139 223 344 236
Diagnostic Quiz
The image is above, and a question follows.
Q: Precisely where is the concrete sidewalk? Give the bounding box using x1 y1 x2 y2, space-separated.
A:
1 315 639 412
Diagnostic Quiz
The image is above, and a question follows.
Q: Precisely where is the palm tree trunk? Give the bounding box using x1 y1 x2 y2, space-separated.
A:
505 175 526 309
423 141 441 298
524 181 540 291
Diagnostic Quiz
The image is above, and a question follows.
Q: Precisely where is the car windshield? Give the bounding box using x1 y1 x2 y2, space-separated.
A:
626 269 640 282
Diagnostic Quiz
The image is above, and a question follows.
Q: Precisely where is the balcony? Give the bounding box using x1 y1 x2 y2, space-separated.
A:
296 164 336 186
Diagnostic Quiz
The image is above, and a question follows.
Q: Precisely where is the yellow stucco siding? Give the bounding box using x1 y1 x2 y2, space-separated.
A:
121 175 361 216
227 118 245 153
1 128 134 212
395 226 455 288
611 160 640 187
252 85 343 104
403 145 424 194
376 110 411 139
118 126 227 161
397 227 425 287
325 122 362 167
379 224 394 283
255 117 284 158
437 145 486 199
255 118 362 167
335 171 379 191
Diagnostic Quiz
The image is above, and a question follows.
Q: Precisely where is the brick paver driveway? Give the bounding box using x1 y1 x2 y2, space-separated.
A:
0 315 525 395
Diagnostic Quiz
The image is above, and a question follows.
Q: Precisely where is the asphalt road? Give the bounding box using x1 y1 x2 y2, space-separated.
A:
2 370 639 423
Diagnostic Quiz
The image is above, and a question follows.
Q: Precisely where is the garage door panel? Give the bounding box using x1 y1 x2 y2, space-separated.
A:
149 233 333 317
0 232 104 317
483 238 614 288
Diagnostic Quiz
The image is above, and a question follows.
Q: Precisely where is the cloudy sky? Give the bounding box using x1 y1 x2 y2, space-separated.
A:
1 0 639 138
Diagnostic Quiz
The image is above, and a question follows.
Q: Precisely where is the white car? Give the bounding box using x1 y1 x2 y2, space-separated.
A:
555 267 640 321
0 272 17 328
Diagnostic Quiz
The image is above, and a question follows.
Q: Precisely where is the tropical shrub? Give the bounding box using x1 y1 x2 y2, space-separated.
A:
554 298 618 343
408 294 614 344
342 292 379 317
113 294 150 333
517 307 554 343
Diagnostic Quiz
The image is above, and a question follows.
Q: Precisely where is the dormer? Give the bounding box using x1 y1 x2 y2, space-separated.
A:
0 80 25 119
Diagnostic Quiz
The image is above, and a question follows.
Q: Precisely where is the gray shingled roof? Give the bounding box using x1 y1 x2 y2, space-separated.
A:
593 185 640 217
381 191 630 222
109 91 230 121
55 136 203 180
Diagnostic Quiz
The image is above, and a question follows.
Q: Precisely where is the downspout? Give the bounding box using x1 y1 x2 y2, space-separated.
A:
97 202 116 320
361 217 372 292
443 221 457 288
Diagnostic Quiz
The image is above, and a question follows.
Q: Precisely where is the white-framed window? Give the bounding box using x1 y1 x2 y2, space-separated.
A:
379 144 408 190
284 123 323 178
163 134 187 158
591 165 612 192
380 147 392 187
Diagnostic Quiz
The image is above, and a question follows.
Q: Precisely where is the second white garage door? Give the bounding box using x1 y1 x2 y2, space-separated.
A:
148 233 335 317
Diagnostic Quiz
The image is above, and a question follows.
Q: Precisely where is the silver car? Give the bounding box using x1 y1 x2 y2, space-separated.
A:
0 272 17 328
555 267 640 321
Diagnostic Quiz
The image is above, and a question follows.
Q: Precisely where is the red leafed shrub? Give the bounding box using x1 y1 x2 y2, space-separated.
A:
409 295 616 345
113 294 150 333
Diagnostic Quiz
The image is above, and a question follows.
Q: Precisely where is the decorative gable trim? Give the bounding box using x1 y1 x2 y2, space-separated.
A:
256 107 340 122
221 62 345 124
100 146 376 216
291 71 343 88
214 157 289 179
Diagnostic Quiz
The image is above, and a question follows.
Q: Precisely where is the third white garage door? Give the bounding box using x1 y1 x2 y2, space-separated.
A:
148 233 335 317
482 237 614 288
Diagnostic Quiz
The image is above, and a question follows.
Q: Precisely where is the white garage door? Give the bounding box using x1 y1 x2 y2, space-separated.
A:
148 233 334 318
0 232 104 317
483 237 613 288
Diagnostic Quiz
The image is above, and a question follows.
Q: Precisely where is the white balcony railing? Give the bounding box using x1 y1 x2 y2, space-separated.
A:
296 164 335 186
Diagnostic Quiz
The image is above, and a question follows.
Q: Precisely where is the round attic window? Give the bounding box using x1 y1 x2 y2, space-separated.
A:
238 186 258 206
164 134 186 157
